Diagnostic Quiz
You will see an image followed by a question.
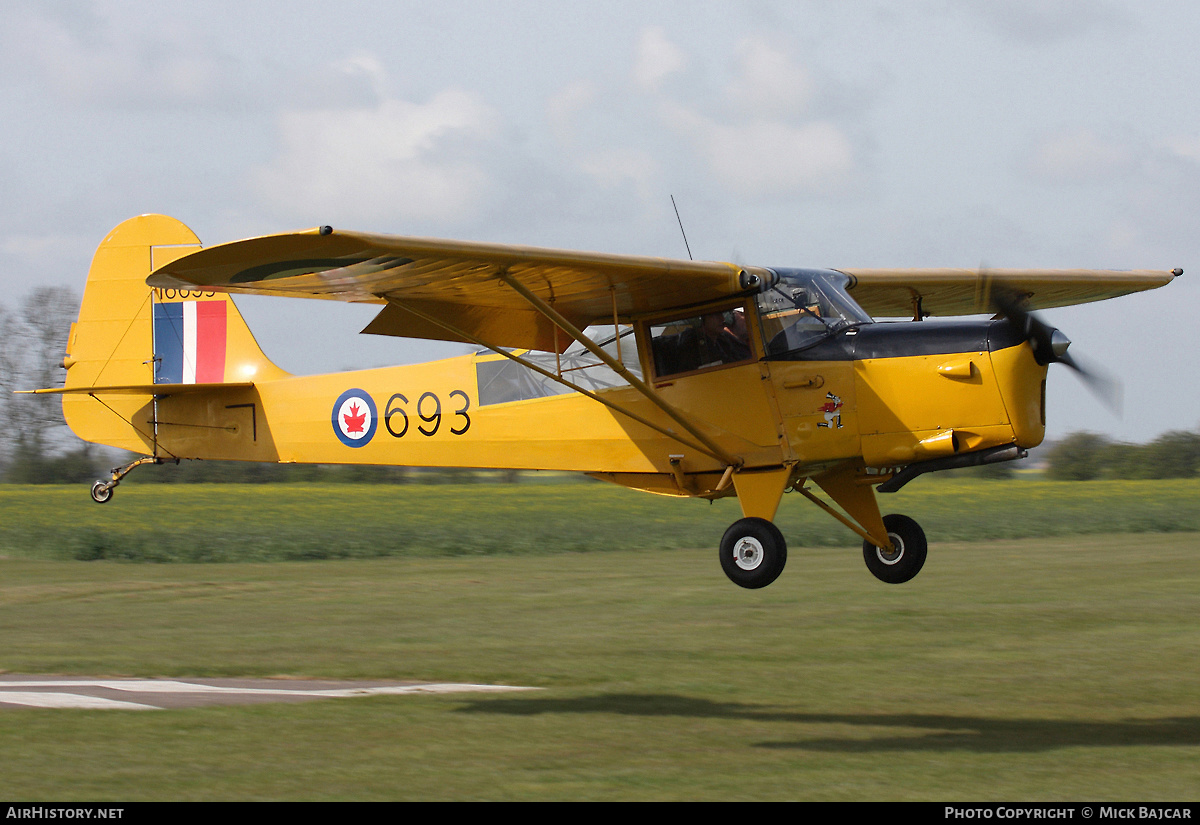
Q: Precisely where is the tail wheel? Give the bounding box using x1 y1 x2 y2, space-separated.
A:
90 481 114 504
863 513 926 584
719 517 787 589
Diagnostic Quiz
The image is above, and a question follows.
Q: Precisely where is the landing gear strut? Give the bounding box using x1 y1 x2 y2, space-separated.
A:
719 517 788 589
88 456 172 504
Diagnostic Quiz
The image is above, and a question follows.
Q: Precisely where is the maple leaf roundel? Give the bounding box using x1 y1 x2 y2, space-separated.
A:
331 389 379 447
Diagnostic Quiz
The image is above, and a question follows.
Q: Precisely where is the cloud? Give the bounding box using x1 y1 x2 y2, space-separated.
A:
544 32 860 202
0 3 241 109
547 81 598 147
632 27 687 90
292 53 390 110
1160 134 1200 165
578 148 660 201
1 233 83 260
1026 128 1132 183
654 36 857 198
961 0 1126 43
664 105 855 198
251 88 500 228
723 39 814 118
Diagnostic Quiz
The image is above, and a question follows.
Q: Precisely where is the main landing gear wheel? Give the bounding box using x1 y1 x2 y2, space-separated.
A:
863 513 927 584
719 517 787 589
90 480 115 504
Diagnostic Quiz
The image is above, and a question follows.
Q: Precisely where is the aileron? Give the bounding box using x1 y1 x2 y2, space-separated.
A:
841 267 1179 318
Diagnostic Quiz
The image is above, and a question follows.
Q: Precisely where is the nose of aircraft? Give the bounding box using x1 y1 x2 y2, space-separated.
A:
992 288 1120 413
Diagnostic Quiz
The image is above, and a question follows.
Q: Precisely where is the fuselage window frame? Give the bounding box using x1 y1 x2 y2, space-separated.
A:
639 300 761 382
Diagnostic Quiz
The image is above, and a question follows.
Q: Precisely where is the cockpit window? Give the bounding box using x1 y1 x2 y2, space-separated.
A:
756 269 872 355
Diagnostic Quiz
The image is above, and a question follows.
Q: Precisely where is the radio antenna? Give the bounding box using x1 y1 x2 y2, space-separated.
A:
670 195 693 261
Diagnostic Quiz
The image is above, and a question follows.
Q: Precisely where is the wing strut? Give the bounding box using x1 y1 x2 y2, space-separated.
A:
390 298 733 465
494 268 742 468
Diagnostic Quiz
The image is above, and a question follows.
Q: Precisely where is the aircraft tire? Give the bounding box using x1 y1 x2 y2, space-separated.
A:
863 513 926 584
90 481 114 504
719 517 787 589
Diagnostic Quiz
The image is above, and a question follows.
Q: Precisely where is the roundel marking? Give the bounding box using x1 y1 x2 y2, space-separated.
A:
332 389 378 448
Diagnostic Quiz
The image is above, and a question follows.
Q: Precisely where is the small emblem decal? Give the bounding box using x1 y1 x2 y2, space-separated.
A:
817 392 844 429
332 389 378 447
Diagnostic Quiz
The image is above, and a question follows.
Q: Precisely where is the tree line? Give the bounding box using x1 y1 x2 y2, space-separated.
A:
1044 430 1200 481
0 287 98 483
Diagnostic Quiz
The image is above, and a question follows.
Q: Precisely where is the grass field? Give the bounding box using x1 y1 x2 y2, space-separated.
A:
3 476 1200 562
1 481 1198 800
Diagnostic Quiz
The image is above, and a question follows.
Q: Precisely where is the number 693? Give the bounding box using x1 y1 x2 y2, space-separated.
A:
384 390 470 438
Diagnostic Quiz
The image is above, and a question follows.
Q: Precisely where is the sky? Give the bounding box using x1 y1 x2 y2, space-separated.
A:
2 0 1198 444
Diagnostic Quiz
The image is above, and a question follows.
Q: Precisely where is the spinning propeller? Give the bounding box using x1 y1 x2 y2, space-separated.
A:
990 286 1122 414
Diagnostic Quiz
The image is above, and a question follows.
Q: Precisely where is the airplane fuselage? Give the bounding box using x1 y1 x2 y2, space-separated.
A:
104 316 1046 499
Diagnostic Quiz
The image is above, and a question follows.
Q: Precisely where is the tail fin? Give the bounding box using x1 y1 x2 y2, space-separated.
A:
62 214 288 452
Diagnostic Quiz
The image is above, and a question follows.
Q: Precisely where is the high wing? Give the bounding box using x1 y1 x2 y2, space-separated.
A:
839 268 1179 319
147 226 1179 344
148 228 770 353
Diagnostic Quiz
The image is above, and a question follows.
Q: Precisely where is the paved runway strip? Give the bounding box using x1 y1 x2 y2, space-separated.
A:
0 676 538 709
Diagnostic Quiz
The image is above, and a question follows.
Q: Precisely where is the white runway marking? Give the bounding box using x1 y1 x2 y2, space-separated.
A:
0 678 539 710
0 692 159 710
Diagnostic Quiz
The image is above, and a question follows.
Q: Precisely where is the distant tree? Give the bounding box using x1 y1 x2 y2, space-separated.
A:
1046 432 1112 480
1139 430 1200 479
1099 441 1147 479
6 441 100 484
1048 429 1200 481
1 287 82 482
0 303 16 471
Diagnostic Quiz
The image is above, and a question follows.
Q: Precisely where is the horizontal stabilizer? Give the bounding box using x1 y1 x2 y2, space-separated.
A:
21 382 255 396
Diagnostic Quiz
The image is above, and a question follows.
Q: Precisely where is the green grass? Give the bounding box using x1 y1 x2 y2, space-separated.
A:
0 524 1198 799
2 477 1200 562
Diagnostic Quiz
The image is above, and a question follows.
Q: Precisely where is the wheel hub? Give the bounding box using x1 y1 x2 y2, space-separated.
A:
732 537 765 570
875 533 905 565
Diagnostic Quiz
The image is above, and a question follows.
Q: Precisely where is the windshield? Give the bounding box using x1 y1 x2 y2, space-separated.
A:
756 268 872 355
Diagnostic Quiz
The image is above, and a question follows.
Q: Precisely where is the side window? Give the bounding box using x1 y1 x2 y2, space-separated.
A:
650 307 753 378
476 326 641 406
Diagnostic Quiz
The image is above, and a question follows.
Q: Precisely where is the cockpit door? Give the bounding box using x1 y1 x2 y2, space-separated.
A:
754 269 869 465
764 360 860 464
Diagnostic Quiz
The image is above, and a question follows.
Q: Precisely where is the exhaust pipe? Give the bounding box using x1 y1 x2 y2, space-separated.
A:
877 444 1027 493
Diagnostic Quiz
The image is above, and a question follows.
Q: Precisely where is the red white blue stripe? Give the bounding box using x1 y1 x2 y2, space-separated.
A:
153 300 227 384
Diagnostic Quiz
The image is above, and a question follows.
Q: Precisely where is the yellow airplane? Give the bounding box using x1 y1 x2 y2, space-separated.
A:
36 214 1180 588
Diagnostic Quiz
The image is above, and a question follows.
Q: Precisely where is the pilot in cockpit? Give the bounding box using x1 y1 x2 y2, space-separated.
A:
699 309 751 365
